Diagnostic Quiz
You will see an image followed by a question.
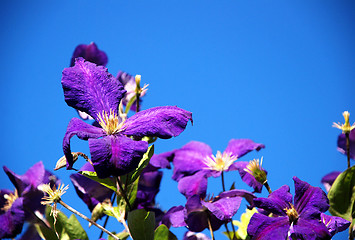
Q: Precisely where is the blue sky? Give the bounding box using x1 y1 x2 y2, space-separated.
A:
1 1 354 239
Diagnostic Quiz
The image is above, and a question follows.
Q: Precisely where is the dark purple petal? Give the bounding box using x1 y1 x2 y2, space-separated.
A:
337 129 355 160
19 224 42 240
247 213 289 240
202 195 242 221
89 135 148 178
321 213 351 237
135 167 162 209
79 162 95 172
224 139 265 158
293 177 329 220
70 173 114 211
171 141 212 181
161 205 187 228
233 161 264 193
150 150 176 169
321 171 341 192
63 118 105 169
0 197 25 239
178 171 208 199
291 218 331 240
218 189 256 208
70 42 108 67
121 106 192 139
62 58 126 119
253 185 292 216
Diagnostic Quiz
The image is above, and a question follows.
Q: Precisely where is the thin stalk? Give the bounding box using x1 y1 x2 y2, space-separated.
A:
58 200 120 240
221 171 226 192
349 219 354 240
264 181 272 194
207 216 215 240
224 223 232 240
230 221 236 237
117 177 132 211
135 92 140 112
99 194 116 239
346 133 351 169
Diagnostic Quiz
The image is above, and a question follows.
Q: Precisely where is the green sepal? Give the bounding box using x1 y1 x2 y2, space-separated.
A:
127 209 155 240
80 171 117 192
154 224 177 240
328 165 355 221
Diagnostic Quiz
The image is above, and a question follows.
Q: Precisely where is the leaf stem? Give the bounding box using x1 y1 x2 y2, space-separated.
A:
58 199 120 240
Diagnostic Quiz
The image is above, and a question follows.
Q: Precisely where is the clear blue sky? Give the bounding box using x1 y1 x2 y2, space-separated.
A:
1 1 354 239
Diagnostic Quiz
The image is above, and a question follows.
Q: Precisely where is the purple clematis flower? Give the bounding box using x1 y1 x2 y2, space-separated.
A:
70 163 114 212
162 190 255 233
337 129 355 160
70 42 108 67
0 161 59 239
247 177 332 240
62 58 192 178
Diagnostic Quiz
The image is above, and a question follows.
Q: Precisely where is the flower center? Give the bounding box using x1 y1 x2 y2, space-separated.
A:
97 109 125 135
203 151 238 172
284 203 299 223
2 190 18 212
244 157 267 184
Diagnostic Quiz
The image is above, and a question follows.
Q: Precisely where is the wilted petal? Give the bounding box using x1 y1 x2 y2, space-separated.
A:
62 58 126 119
178 171 208 199
224 139 265 158
291 218 331 240
202 194 242 221
70 172 114 211
122 106 192 139
337 129 355 160
253 185 292 217
70 42 108 67
63 118 105 169
247 214 289 240
171 141 212 181
293 177 329 220
0 197 25 239
89 135 148 178
321 213 350 237
161 205 187 228
321 171 341 192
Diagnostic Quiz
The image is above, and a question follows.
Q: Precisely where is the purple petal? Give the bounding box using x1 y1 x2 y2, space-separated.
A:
253 185 292 216
117 71 141 111
150 150 176 169
247 214 289 240
233 161 264 193
291 218 331 240
293 177 329 220
337 129 355 160
224 139 265 158
63 118 105 169
70 173 114 211
321 171 341 192
218 189 256 208
178 171 208 199
135 167 162 209
70 42 108 67
171 141 212 181
0 197 25 239
89 135 148 178
321 213 351 237
202 195 242 221
62 58 126 119
121 106 192 139
161 205 187 228
79 162 95 172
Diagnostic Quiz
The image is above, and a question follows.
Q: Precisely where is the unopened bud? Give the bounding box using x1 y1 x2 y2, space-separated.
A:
54 153 79 171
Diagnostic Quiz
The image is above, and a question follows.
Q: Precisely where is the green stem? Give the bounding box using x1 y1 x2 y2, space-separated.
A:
224 223 232 240
116 177 132 211
99 194 116 239
59 200 120 240
221 171 226 192
349 219 354 240
264 181 272 194
346 132 351 169
125 95 137 114
136 92 140 112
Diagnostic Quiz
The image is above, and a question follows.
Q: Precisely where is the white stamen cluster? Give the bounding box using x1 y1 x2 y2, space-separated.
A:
333 111 355 134
203 151 238 172
97 109 124 135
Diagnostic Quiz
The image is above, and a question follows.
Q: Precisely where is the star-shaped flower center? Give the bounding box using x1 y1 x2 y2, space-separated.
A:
97 109 125 135
333 111 355 134
203 151 238 172
1 190 18 212
284 203 299 224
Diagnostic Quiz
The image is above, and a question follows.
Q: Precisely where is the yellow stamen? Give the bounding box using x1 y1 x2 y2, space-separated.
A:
333 111 355 134
97 109 125 135
203 151 238 172
244 157 267 184
284 203 299 223
1 190 18 212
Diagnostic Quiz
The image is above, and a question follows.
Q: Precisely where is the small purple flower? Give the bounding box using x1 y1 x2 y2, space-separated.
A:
247 177 331 240
337 129 355 160
70 42 108 67
62 58 192 178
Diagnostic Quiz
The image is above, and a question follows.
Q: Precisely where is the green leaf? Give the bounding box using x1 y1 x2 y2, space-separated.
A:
81 171 117 192
45 205 69 239
154 224 177 240
60 214 89 240
328 165 355 221
108 231 130 240
127 209 155 240
35 223 59 240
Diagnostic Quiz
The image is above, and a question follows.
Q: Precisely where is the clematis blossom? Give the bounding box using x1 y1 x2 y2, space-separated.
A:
247 176 343 240
70 42 108 67
62 58 192 178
